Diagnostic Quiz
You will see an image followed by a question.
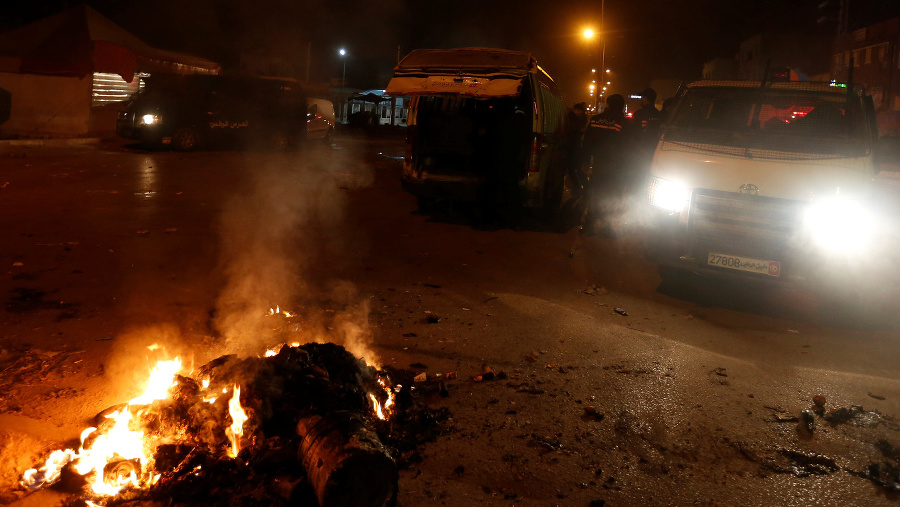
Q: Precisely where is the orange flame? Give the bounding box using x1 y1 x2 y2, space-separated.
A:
225 385 248 458
369 393 386 420
369 377 396 421
21 354 183 495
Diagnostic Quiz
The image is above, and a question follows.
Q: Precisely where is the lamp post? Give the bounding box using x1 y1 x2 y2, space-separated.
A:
600 0 605 88
583 31 599 109
339 48 347 122
583 3 606 111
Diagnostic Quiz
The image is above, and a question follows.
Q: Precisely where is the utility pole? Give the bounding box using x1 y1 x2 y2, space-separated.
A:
341 58 346 122
600 0 606 80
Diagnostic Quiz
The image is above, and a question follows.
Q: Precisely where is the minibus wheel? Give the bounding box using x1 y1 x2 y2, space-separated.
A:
172 128 199 152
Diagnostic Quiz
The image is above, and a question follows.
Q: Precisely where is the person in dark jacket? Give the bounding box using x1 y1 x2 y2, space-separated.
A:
626 88 663 203
632 87 661 129
581 94 629 235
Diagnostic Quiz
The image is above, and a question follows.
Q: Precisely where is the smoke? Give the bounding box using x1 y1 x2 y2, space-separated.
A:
212 145 378 361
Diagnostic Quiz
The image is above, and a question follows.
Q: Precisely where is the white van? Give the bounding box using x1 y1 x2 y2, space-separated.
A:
306 98 335 141
385 47 569 216
643 79 893 293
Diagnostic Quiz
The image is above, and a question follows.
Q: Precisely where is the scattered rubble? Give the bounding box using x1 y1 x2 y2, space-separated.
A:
823 405 896 428
799 409 815 432
812 395 826 408
582 406 604 422
849 440 900 491
473 366 495 383
774 449 839 477
851 462 900 492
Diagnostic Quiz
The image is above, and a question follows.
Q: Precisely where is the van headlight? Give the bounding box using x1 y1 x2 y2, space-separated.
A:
140 114 160 126
648 176 690 213
802 198 876 255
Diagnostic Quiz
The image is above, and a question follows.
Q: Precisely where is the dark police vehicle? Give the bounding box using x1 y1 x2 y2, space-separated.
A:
116 75 307 151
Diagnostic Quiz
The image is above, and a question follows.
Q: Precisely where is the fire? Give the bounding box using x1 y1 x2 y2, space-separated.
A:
130 357 182 405
21 350 184 495
369 377 396 421
225 385 248 458
264 341 302 358
369 393 386 420
20 339 401 501
74 409 150 495
20 449 76 491
268 305 293 318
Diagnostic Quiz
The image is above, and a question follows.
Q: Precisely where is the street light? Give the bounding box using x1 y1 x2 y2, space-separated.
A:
339 48 347 122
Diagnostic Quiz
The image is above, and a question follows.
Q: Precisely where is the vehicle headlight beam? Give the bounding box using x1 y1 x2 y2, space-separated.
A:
802 198 877 255
648 176 690 213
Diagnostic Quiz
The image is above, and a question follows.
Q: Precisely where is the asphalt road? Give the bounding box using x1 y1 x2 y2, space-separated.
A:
2 134 899 506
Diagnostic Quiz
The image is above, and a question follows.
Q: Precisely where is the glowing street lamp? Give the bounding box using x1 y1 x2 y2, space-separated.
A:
338 48 347 122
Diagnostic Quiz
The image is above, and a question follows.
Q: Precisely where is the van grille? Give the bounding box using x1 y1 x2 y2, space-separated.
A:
687 189 802 259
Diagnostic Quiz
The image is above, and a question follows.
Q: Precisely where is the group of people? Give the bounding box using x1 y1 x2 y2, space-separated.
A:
564 87 666 235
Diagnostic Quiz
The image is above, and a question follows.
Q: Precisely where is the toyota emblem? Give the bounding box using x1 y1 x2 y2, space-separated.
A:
739 183 759 196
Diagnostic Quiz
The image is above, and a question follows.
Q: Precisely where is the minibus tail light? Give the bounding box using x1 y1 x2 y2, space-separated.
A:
529 134 541 172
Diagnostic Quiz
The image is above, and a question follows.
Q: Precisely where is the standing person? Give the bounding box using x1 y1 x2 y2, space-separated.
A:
626 87 663 204
631 87 663 162
632 87 661 129
581 94 628 235
564 102 589 196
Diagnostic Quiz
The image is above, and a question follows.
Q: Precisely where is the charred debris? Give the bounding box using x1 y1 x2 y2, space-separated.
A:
56 343 450 506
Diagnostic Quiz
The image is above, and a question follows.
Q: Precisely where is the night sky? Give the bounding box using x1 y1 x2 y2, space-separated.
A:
3 0 900 103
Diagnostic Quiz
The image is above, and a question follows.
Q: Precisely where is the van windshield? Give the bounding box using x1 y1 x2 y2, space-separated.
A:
664 85 871 158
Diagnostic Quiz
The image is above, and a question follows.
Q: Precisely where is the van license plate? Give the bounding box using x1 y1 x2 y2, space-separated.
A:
707 252 781 277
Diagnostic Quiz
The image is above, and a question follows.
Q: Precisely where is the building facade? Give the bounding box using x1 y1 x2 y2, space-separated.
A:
832 17 900 134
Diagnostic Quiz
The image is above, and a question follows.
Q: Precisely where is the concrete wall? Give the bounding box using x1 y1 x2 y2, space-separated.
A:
0 73 91 138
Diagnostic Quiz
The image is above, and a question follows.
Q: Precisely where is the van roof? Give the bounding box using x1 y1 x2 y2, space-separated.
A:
394 48 535 75
386 48 539 98
687 80 857 94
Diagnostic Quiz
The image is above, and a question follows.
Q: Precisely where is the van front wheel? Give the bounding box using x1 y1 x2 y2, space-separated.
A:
172 128 199 152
